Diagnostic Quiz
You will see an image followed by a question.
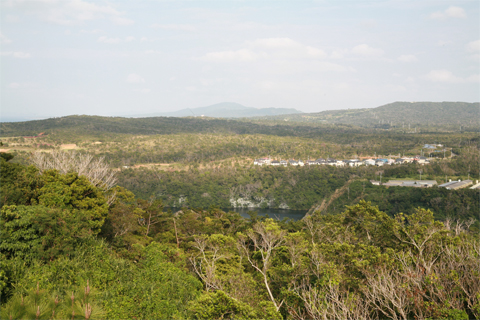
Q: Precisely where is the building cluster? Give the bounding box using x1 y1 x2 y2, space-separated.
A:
253 156 430 167
377 180 438 188
439 179 479 190
371 179 479 189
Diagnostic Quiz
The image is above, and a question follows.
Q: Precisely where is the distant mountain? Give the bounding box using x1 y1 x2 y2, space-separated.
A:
132 102 302 118
260 101 479 130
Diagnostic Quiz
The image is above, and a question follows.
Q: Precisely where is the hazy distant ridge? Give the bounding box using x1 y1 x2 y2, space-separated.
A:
133 102 302 118
264 101 479 129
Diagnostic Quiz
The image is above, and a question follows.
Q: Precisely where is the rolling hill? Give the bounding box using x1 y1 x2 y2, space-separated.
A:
260 101 479 130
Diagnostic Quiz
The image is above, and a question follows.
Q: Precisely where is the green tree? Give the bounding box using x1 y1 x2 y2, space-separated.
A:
37 170 108 234
0 205 94 261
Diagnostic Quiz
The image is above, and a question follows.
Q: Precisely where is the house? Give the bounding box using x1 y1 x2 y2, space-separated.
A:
347 159 362 167
335 160 345 167
470 181 480 189
298 160 305 166
316 158 326 165
254 157 272 166
416 156 429 165
306 160 317 166
440 180 473 190
326 158 337 166
383 180 437 188
271 160 280 166
438 180 458 188
289 160 298 166
375 160 384 167
280 160 288 167
364 159 376 166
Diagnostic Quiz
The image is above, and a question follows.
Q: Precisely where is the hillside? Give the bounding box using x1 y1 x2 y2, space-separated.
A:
260 101 479 130
0 114 346 138
131 102 302 118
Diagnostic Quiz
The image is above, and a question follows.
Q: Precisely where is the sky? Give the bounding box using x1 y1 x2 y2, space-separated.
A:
1 0 479 121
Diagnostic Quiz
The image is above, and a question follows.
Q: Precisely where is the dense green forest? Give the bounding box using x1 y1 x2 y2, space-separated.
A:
1 112 479 319
116 159 479 221
1 153 479 319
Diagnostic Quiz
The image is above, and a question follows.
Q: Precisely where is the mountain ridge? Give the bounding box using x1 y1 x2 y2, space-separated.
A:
130 102 302 118
259 101 479 129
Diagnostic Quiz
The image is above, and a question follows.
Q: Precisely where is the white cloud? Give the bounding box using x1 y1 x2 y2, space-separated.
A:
1 32 12 44
359 19 377 28
423 69 472 83
430 6 466 19
97 36 134 44
126 74 145 83
465 74 480 82
201 49 263 62
6 15 20 22
437 40 453 47
466 40 480 52
7 82 37 89
201 37 327 62
398 54 418 62
249 37 299 49
330 49 348 59
111 16 134 26
383 84 407 92
466 40 480 60
79 29 102 34
97 36 121 44
134 88 151 93
1 51 31 58
151 24 195 31
352 44 384 57
5 0 132 26
8 82 21 89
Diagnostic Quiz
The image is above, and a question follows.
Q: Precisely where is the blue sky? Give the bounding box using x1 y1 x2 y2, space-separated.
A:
1 0 479 121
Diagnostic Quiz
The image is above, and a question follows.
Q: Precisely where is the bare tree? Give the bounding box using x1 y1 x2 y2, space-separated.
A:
362 266 412 320
289 243 371 320
190 235 227 292
31 151 117 202
445 239 480 318
393 209 446 274
327 285 370 320
237 219 286 312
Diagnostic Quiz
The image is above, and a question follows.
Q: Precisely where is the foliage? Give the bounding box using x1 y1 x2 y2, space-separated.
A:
0 205 94 261
37 170 108 233
1 281 104 320
188 290 257 319
1 119 480 319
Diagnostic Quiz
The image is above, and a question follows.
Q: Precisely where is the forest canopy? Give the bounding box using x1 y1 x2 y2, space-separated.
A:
1 152 479 319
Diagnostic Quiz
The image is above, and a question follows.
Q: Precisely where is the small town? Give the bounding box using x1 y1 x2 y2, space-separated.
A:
253 155 480 190
253 155 431 167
